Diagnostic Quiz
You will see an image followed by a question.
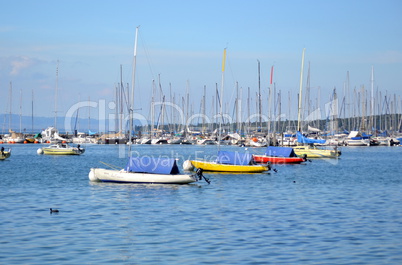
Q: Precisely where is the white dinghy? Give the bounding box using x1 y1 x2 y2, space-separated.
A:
89 157 207 184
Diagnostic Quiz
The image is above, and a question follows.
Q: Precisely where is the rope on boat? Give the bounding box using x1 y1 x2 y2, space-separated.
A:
100 161 121 170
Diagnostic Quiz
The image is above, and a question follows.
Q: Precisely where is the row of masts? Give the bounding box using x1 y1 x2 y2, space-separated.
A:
111 71 402 138
2 51 401 136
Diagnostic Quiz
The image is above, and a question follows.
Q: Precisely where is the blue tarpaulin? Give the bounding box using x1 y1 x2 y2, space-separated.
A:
216 151 252 165
264 146 297 157
296 131 326 144
125 157 179 174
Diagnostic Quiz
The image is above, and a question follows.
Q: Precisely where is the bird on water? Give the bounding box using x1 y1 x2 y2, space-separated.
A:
50 208 59 213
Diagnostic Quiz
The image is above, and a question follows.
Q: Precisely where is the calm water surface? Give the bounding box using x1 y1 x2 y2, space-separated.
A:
1 144 401 264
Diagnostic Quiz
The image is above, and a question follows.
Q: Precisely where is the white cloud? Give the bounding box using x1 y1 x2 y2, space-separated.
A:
10 56 34 75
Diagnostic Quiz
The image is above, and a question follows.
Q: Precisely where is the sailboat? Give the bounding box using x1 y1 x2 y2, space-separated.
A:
89 27 207 184
293 131 341 158
253 146 307 164
184 49 270 173
294 49 341 159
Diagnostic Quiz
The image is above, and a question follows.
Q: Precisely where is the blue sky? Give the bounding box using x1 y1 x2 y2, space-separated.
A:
1 0 401 130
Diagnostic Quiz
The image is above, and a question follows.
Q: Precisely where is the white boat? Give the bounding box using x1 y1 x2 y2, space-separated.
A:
371 136 400 146
151 138 168 145
140 137 152 144
89 158 205 184
196 138 216 145
3 131 25 144
278 135 298 146
168 137 183 144
344 131 370 146
40 127 68 143
88 27 208 185
72 132 97 144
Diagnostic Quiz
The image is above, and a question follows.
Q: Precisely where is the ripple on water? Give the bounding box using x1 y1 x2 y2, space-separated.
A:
1 145 402 264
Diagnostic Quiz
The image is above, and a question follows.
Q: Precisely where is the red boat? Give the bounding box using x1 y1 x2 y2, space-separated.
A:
253 146 307 164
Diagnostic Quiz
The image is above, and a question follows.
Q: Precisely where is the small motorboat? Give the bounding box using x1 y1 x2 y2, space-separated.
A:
38 143 85 155
293 145 341 158
0 147 11 160
253 146 306 164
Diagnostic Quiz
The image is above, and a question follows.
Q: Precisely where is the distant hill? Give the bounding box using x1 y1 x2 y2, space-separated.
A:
0 114 148 135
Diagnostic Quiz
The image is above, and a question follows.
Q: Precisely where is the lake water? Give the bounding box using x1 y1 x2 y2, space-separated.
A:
1 144 401 264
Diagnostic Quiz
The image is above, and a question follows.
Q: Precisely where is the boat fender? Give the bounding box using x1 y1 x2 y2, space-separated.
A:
183 160 194 171
88 169 99 182
37 148 43 155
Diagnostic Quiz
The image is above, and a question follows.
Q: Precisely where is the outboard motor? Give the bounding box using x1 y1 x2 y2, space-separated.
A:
195 168 210 184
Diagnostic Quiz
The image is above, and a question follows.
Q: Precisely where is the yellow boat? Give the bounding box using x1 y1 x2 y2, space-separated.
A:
0 148 11 160
293 145 341 158
189 160 269 173
185 150 270 173
38 143 85 155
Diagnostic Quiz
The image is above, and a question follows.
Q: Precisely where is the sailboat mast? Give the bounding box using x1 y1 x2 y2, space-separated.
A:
129 26 139 148
370 66 375 133
218 48 226 150
257 60 262 130
297 48 305 132
32 89 34 134
247 87 250 135
268 65 274 140
9 82 12 131
54 60 59 129
19 89 22 133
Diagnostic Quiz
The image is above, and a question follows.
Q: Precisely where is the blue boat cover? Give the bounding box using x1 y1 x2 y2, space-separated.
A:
296 131 326 144
125 157 179 174
264 146 296 157
216 151 252 165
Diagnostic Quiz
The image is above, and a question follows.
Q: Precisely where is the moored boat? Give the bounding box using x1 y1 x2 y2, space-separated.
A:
253 146 306 164
293 145 341 158
89 157 206 184
294 131 341 158
185 150 270 173
344 131 370 146
0 147 11 160
38 143 85 155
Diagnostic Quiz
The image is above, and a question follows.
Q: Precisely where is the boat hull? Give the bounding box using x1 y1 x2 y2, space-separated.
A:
42 147 85 155
0 151 11 160
344 139 370 146
89 168 197 184
190 160 269 173
293 146 341 158
253 155 305 164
